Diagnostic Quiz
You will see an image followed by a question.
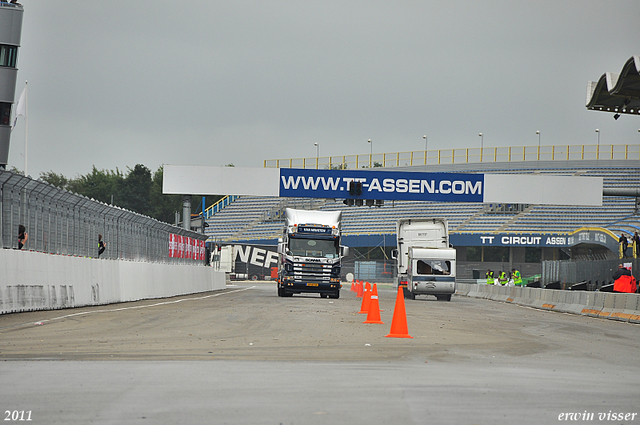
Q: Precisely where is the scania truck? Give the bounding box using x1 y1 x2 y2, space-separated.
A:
392 218 456 301
277 208 349 298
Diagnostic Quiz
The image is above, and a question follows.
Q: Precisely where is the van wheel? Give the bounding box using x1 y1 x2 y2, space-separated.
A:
436 294 452 301
403 287 415 300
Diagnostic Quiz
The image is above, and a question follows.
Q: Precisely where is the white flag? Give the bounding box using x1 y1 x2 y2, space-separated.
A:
11 85 26 131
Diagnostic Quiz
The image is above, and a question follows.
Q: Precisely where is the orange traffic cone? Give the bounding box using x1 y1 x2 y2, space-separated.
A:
358 282 371 314
350 280 356 292
357 280 364 298
363 284 384 324
386 285 413 338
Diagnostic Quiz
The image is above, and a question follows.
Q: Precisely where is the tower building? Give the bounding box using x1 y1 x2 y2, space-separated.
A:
0 1 24 169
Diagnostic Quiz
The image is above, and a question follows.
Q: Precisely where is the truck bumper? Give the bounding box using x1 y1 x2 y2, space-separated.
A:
280 281 341 294
410 281 455 295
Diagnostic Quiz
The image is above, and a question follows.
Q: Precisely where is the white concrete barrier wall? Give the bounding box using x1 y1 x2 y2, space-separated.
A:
0 249 226 314
456 283 640 323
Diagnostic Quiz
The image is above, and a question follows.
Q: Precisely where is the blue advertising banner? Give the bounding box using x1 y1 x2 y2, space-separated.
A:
450 230 616 250
278 168 484 202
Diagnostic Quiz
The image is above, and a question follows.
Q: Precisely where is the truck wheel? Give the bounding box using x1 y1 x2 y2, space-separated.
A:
251 274 259 281
277 287 284 297
329 290 340 299
320 293 328 299
436 294 452 301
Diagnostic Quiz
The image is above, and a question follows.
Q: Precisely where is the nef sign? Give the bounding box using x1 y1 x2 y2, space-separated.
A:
279 169 484 202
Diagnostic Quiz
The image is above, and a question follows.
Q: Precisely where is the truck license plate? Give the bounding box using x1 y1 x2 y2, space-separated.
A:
306 283 319 286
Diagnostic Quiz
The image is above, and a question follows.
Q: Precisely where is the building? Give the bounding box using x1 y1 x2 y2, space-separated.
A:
0 1 24 169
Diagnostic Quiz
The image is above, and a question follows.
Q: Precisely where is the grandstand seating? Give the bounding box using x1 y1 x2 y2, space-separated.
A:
204 159 640 244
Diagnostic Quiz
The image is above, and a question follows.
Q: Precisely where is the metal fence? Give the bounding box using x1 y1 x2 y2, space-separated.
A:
342 259 397 283
0 170 206 264
265 143 640 170
542 258 638 288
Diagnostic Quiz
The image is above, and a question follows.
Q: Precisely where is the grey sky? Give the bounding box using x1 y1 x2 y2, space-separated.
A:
8 0 640 178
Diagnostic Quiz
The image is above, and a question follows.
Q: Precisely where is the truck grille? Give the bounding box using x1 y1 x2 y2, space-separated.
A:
292 262 333 283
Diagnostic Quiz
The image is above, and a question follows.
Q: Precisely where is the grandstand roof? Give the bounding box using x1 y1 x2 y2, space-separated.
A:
586 55 640 117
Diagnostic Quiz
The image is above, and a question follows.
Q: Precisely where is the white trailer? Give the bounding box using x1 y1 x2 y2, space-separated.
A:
392 218 456 301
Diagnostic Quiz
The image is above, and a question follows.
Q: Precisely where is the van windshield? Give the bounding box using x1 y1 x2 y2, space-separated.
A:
416 260 451 275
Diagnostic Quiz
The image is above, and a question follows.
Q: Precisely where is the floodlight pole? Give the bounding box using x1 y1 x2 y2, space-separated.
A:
423 135 428 164
314 142 319 169
595 129 600 159
536 131 540 160
368 139 372 167
478 133 483 162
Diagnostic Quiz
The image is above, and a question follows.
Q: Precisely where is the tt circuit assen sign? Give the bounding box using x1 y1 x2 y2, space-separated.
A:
163 165 603 206
450 229 617 251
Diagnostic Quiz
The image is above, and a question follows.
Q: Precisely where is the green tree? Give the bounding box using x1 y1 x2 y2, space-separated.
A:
39 164 227 224
120 164 152 214
74 166 123 204
40 171 69 189
151 166 182 223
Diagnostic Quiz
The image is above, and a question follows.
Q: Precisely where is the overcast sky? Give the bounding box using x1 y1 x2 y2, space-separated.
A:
8 0 640 178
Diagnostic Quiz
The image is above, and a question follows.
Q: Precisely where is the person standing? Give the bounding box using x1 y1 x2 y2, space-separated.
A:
633 232 640 258
486 269 494 285
498 270 508 286
17 224 28 250
619 233 629 258
98 234 106 258
512 268 523 286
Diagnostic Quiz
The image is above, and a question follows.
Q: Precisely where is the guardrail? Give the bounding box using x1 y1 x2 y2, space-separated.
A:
204 195 238 219
265 143 640 169
0 170 205 264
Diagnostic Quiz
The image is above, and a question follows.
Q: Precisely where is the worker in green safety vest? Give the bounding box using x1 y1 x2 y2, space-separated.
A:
486 269 494 285
512 268 522 286
498 271 508 286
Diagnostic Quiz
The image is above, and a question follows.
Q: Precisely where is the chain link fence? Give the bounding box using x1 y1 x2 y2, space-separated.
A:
0 170 206 263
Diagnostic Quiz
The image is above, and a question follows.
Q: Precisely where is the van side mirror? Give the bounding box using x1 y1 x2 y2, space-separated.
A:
340 246 350 257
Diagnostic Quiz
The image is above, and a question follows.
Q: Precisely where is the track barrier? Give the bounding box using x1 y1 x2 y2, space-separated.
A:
456 283 640 323
0 249 225 315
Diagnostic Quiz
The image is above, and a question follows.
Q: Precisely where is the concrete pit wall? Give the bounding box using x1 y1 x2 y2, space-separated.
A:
0 249 226 314
456 282 640 323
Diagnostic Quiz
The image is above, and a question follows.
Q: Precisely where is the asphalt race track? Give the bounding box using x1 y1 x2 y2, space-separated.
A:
1 281 639 424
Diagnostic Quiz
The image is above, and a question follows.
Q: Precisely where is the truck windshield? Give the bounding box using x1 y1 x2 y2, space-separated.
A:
289 237 339 258
416 260 451 275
